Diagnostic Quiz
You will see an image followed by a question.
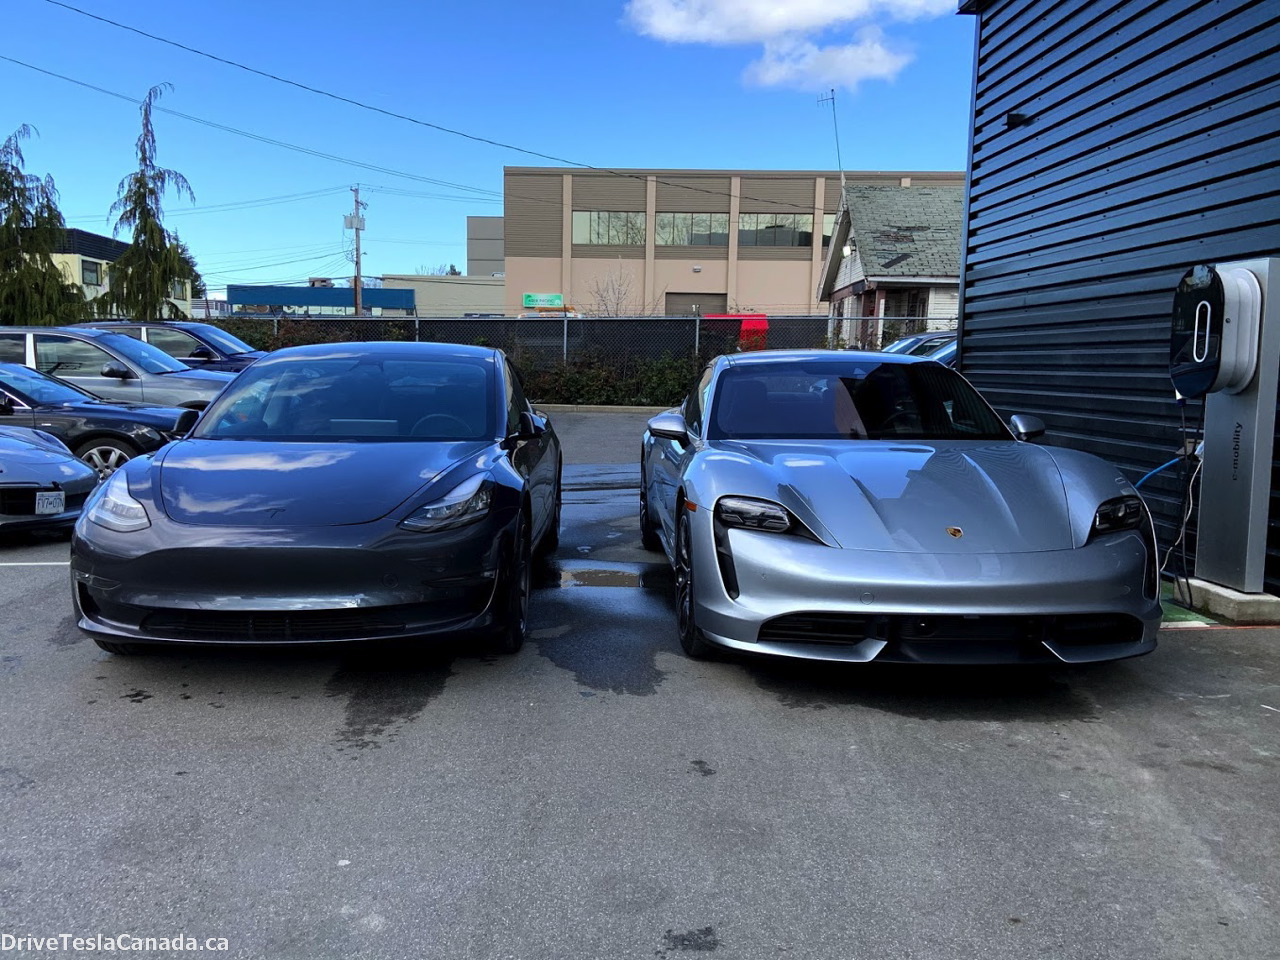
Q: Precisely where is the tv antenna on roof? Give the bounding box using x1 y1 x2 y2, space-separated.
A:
817 89 846 190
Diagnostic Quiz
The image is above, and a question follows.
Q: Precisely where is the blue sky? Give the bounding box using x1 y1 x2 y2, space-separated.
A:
4 0 975 298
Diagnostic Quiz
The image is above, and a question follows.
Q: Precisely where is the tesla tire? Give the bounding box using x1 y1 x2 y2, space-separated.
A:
537 465 562 556
491 514 531 655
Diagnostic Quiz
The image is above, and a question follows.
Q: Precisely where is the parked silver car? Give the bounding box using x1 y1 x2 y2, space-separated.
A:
640 350 1161 665
0 326 235 409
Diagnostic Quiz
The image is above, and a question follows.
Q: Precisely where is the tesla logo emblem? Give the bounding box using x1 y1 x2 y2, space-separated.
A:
946 526 964 539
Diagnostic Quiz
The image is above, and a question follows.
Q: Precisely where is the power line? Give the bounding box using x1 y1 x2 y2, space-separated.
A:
0 54 550 205
65 185 352 223
32 4 837 215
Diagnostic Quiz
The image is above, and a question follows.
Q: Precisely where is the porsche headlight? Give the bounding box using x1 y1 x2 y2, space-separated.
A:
715 496 792 532
1092 496 1145 537
86 470 151 533
400 474 493 532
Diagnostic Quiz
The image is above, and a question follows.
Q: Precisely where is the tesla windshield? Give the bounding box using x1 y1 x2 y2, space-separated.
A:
709 361 1011 442
195 356 495 442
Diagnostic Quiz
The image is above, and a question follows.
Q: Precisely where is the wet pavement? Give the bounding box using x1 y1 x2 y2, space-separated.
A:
0 414 1277 959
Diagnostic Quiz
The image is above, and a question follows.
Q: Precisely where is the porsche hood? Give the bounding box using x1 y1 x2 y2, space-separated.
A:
719 440 1075 554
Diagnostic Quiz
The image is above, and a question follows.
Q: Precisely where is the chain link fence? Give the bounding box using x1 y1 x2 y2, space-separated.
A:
220 315 837 405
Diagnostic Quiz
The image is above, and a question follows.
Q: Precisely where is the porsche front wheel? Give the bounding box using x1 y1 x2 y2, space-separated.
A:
674 509 714 659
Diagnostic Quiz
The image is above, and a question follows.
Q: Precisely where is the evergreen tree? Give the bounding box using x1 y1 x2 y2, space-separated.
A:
0 125 83 326
98 85 196 320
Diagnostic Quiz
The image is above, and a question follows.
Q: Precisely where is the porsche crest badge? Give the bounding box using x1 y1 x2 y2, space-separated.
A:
945 526 964 539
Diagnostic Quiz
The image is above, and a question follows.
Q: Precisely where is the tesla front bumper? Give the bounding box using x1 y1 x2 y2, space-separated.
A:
70 513 515 646
694 526 1161 664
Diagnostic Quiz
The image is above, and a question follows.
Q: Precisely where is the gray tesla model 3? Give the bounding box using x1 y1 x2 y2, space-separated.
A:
640 350 1161 664
71 342 561 655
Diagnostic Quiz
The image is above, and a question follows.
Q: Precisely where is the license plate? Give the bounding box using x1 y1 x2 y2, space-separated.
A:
35 490 65 515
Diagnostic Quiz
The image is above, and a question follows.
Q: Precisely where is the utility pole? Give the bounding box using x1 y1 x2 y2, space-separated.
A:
818 89 846 190
345 185 366 316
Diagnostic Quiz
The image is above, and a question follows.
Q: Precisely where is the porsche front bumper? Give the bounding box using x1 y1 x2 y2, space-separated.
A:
693 526 1161 664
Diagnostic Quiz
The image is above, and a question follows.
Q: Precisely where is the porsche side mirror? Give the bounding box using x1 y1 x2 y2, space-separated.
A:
189 345 215 361
174 408 200 436
101 362 133 380
1010 414 1046 441
648 412 689 445
0 397 12 416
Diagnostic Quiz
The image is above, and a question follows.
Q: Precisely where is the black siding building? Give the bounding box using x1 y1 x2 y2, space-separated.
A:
957 0 1280 594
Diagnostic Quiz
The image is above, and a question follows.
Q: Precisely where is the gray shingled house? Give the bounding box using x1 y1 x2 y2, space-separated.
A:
818 184 965 348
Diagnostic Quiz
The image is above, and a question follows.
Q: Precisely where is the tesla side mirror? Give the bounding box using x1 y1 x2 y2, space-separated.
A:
174 408 200 436
0 396 12 416
518 410 547 440
1010 414 1046 441
647 412 690 445
101 362 133 380
189 346 215 361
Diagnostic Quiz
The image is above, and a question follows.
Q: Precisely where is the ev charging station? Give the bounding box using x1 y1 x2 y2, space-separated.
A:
1170 258 1280 595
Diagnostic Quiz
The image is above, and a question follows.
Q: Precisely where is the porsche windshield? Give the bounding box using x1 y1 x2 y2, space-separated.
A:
709 360 1011 442
194 356 495 442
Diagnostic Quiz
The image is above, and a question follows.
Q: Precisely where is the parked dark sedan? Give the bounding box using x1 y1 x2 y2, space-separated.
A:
72 342 562 655
75 321 266 372
0 427 100 533
0 363 190 478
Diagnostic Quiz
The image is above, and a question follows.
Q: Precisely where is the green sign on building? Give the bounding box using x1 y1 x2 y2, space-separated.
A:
522 293 564 308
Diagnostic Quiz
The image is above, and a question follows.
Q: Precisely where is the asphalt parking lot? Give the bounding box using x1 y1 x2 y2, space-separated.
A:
1 410 1277 960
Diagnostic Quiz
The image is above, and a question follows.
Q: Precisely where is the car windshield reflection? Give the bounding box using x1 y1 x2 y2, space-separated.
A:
195 356 495 442
709 361 1009 442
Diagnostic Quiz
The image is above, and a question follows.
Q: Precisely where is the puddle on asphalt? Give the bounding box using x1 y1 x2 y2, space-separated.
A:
534 561 673 592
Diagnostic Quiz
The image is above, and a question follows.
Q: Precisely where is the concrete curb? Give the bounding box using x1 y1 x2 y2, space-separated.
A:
536 403 668 414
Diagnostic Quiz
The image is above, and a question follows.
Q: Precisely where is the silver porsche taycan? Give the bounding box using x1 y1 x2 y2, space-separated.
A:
640 350 1161 664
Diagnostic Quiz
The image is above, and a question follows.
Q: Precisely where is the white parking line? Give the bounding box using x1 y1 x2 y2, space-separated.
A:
0 562 71 567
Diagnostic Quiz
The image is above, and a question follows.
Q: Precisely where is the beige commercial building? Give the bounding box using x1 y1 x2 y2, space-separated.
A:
502 167 965 317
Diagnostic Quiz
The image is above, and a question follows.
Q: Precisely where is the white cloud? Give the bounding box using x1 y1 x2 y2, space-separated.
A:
744 28 911 92
624 0 951 92
625 0 954 45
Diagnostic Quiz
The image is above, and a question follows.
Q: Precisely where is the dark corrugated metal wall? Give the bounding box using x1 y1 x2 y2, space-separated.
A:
960 0 1280 592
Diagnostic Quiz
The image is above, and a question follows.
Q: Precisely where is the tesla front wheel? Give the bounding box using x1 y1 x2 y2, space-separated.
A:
491 515 531 655
675 510 714 659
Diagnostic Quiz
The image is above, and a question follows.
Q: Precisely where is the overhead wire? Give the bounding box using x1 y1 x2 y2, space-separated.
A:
32 4 838 215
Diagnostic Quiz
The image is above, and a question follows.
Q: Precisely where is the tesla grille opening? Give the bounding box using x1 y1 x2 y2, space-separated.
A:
141 607 416 642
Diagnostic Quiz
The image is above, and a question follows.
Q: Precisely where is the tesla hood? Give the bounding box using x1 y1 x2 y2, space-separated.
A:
155 439 486 526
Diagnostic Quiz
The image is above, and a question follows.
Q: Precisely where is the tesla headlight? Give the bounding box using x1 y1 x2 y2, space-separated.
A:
716 496 792 533
1092 496 1145 537
86 470 151 533
400 474 493 532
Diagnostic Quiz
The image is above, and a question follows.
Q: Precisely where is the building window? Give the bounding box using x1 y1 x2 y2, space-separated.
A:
738 213 813 247
572 211 645 245
883 288 929 318
169 279 188 300
82 261 102 287
822 214 836 247
654 213 729 246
